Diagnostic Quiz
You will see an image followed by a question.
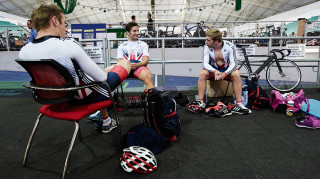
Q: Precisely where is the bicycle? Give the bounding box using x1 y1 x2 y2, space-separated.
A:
237 45 301 92
139 29 157 48
183 21 207 47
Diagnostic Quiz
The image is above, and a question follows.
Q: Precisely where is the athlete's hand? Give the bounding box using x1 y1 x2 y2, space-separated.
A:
219 72 226 80
214 71 221 80
131 63 140 70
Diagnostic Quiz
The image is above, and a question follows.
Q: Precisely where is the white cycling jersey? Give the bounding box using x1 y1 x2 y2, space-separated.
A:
117 40 149 61
19 36 109 99
203 40 238 75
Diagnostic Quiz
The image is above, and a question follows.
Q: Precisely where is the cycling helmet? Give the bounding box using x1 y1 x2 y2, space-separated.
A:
187 101 205 113
120 146 157 173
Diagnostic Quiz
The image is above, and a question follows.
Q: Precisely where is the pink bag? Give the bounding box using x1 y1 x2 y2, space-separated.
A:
270 89 310 113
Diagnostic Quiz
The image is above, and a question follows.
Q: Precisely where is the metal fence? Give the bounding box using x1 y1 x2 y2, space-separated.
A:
77 36 320 88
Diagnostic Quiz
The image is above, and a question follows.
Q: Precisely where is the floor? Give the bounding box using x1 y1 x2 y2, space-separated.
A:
1 88 320 179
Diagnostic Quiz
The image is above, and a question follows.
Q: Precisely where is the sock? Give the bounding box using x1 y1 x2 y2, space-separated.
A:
236 101 242 105
102 115 111 126
237 103 249 110
198 99 204 103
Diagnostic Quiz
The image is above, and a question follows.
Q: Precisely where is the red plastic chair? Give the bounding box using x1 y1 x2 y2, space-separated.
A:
15 59 121 179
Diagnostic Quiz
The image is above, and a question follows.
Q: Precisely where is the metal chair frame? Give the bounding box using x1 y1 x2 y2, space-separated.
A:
16 59 121 179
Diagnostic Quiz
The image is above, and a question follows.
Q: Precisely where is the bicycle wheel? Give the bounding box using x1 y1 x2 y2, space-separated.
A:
266 59 301 92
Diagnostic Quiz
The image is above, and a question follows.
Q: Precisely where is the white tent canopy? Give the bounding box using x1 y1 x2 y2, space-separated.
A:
0 0 319 27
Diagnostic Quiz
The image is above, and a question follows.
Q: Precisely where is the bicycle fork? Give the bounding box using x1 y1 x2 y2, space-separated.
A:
273 57 286 77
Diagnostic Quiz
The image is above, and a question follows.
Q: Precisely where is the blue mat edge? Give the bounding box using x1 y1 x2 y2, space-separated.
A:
301 99 320 118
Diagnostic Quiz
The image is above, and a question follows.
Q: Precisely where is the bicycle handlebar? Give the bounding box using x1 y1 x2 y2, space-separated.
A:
270 49 291 59
239 46 291 59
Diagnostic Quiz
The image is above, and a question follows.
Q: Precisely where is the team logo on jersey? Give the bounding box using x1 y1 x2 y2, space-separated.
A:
129 50 135 60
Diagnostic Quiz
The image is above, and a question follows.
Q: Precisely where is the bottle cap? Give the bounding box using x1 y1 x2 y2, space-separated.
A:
287 100 294 105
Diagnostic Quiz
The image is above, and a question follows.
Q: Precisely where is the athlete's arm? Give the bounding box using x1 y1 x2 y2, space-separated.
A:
203 47 216 73
131 54 149 70
224 43 237 75
133 42 150 68
69 40 108 82
117 45 124 62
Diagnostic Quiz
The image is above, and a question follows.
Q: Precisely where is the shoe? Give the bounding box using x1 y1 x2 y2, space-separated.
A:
88 111 101 123
296 116 320 129
187 101 205 113
127 96 134 107
206 102 232 117
102 118 118 133
94 118 102 133
229 103 252 114
133 96 141 107
173 92 190 106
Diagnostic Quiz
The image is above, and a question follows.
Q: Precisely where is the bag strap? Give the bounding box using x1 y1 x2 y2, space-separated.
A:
141 91 149 126
164 111 177 118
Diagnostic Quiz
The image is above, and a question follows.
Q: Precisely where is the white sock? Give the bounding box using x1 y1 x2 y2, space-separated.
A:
237 103 246 109
103 116 111 126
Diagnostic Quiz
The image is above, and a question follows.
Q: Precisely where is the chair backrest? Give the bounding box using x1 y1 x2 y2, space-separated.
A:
15 59 76 104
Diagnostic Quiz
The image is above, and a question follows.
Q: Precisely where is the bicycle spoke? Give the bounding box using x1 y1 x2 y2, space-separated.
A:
266 60 301 92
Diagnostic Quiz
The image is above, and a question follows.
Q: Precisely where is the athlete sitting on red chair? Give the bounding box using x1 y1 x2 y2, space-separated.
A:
19 4 131 133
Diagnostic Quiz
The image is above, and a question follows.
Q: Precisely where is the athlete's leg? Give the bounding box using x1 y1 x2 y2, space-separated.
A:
99 108 109 118
136 67 154 89
104 65 115 74
101 60 131 119
198 69 210 101
104 60 131 74
230 70 242 102
106 60 131 91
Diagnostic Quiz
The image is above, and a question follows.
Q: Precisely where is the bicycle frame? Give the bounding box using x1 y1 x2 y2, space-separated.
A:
238 46 301 91
240 47 284 79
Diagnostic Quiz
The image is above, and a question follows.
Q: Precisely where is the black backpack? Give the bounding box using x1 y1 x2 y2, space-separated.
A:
141 88 181 142
245 79 269 109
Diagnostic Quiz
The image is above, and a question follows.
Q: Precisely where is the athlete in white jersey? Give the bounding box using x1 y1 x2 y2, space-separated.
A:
19 4 131 133
187 29 251 115
203 40 237 75
117 22 154 89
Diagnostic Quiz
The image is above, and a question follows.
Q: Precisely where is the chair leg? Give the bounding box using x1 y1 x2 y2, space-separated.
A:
104 83 122 150
120 84 124 102
205 82 208 103
77 121 82 142
62 121 79 179
23 113 44 166
113 112 122 150
223 81 231 100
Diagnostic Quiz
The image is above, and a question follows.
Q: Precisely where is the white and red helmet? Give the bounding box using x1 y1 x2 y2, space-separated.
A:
120 146 157 173
187 101 205 113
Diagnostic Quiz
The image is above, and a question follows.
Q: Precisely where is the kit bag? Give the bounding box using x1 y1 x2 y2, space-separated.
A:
141 88 181 142
270 89 310 113
124 123 167 154
245 79 269 109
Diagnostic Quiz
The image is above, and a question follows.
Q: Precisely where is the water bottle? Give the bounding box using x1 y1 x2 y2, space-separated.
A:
286 100 294 117
234 85 248 106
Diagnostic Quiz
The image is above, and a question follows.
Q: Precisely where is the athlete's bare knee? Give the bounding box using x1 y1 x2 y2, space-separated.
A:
199 70 209 81
104 65 114 74
144 72 153 81
118 59 131 67
230 70 241 81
